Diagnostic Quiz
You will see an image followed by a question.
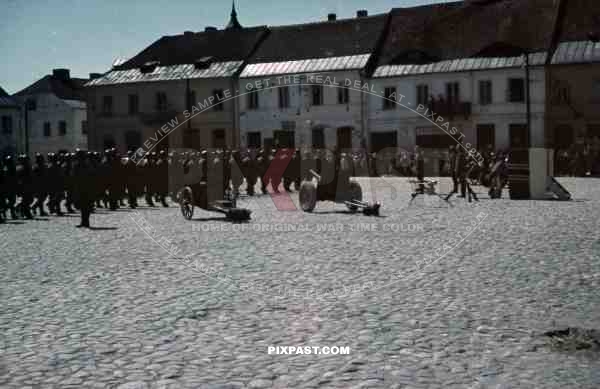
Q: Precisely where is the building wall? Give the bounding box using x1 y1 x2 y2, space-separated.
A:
545 63 600 149
368 67 546 154
14 93 87 156
239 70 365 150
87 77 238 153
0 106 21 157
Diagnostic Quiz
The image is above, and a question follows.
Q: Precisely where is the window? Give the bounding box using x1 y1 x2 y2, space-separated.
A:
508 78 525 102
1 116 12 134
156 92 168 111
383 87 396 110
187 90 196 110
416 84 429 106
43 122 51 137
212 129 226 149
311 85 323 106
479 80 492 105
213 89 224 111
81 120 88 135
102 96 113 116
248 90 259 110
26 99 36 111
445 82 460 104
592 80 600 103
279 86 290 109
246 132 261 149
338 87 349 104
59 120 67 135
128 94 139 114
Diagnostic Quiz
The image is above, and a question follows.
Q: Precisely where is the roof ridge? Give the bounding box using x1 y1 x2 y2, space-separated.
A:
267 12 388 29
163 25 268 39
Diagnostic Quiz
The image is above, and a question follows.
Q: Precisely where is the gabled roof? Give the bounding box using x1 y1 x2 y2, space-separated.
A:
14 75 88 101
0 86 18 107
114 26 268 70
379 0 558 66
248 13 388 64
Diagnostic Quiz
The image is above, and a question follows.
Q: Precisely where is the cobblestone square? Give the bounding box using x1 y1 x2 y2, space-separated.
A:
2 177 600 388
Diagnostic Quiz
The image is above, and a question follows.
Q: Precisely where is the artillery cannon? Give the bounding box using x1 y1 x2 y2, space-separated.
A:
178 182 251 222
298 168 380 216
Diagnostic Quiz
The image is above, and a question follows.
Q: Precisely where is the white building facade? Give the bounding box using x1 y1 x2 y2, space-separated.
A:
14 69 88 156
0 89 21 157
369 55 547 174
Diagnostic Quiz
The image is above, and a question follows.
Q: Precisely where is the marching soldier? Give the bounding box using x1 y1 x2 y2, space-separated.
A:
16 154 34 219
31 153 48 216
0 158 5 223
4 156 17 219
63 153 76 213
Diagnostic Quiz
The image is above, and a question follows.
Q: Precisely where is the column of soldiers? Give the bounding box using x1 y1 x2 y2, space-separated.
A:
0 146 378 225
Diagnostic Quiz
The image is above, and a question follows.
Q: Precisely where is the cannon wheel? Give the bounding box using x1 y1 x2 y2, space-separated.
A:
180 186 194 220
299 181 317 212
346 181 363 212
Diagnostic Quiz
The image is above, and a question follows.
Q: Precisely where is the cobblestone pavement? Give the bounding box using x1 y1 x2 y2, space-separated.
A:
2 177 600 389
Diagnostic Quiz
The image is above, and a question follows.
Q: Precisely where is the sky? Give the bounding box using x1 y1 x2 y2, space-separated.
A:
0 0 455 94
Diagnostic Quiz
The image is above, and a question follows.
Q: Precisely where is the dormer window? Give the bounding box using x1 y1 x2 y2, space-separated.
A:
140 61 159 73
195 56 214 70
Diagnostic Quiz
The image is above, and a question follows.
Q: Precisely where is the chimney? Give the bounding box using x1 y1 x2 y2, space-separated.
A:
356 10 368 18
89 73 102 80
205 26 217 32
328 13 336 21
53 68 70 81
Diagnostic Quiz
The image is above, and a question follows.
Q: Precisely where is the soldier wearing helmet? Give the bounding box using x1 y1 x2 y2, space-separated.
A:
31 153 49 216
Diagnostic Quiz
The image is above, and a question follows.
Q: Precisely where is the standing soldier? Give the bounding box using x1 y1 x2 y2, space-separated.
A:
256 149 268 194
31 153 49 216
242 149 256 196
0 157 5 223
448 145 458 194
455 146 467 198
16 155 34 219
4 156 17 219
63 153 76 213
73 150 94 228
230 149 244 196
156 150 169 207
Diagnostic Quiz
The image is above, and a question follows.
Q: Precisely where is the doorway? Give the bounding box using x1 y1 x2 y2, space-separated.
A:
477 124 495 151
509 124 529 148
337 127 353 151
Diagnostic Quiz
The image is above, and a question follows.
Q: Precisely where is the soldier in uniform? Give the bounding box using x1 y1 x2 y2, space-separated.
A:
156 150 169 207
73 149 94 228
16 154 34 219
0 157 5 223
46 153 62 215
448 145 458 193
63 153 76 213
145 152 157 207
31 153 48 216
230 149 244 196
4 156 17 219
455 146 467 198
256 149 268 194
241 149 256 196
